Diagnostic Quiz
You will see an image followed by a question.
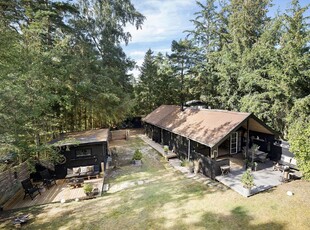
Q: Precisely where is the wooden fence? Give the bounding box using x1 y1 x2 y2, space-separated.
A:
110 130 129 140
0 162 30 208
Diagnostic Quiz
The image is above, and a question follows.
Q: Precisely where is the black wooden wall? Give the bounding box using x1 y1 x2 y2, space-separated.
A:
250 131 276 160
54 142 107 179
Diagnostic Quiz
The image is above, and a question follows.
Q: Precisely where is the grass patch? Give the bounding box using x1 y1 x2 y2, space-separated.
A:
2 135 310 230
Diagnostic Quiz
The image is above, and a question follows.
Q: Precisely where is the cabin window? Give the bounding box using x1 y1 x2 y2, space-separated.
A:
76 148 92 157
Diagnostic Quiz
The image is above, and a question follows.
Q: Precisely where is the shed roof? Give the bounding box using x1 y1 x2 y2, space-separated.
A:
143 105 274 148
50 129 109 146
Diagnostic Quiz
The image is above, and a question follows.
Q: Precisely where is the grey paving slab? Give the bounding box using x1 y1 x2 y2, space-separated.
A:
139 135 284 197
216 165 283 197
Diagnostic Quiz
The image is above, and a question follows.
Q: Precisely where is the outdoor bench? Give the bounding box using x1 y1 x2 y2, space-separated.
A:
66 165 100 180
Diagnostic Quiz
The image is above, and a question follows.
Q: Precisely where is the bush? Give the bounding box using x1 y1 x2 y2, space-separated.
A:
287 96 310 180
241 169 255 189
180 159 194 172
132 149 142 160
180 159 190 167
288 119 310 180
83 183 93 194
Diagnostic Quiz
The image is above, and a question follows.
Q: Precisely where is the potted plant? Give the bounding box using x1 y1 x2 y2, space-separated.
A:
180 158 189 167
241 169 255 197
253 162 258 171
132 149 142 165
83 183 93 196
184 160 194 173
243 159 249 170
163 145 169 154
250 144 260 166
180 159 194 173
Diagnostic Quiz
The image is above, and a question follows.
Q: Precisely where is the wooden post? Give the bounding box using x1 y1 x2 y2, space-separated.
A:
125 130 129 140
187 139 191 160
210 147 218 159
246 119 250 158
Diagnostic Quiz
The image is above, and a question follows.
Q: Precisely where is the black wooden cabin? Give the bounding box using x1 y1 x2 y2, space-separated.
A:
143 105 278 179
49 129 110 179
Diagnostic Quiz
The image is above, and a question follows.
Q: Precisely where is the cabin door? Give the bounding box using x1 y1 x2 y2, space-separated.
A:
230 132 238 154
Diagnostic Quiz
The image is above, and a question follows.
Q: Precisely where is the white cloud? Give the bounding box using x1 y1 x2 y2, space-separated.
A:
123 0 199 78
128 50 146 57
126 0 198 44
153 47 171 54
123 0 310 78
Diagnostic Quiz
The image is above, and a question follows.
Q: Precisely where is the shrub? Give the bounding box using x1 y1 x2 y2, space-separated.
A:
180 159 190 167
83 183 93 194
180 159 194 172
288 114 310 180
132 149 142 160
241 169 255 189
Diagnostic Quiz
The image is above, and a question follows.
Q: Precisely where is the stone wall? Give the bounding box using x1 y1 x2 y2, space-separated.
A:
0 162 30 206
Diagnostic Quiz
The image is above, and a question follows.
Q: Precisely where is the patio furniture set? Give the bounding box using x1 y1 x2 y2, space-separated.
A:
67 177 85 188
220 165 230 175
250 150 269 163
273 162 302 182
66 165 100 180
21 169 56 200
21 165 101 200
65 164 100 188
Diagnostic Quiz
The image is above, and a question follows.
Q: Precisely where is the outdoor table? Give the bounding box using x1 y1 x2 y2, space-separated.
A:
220 165 230 176
255 151 265 156
67 178 84 188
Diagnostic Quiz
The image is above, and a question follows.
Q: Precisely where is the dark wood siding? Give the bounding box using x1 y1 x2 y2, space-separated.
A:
174 135 188 159
249 131 275 160
272 140 292 162
54 142 107 179
191 140 210 157
152 126 161 143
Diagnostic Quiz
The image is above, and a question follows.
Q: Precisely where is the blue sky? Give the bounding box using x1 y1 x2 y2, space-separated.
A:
122 0 309 77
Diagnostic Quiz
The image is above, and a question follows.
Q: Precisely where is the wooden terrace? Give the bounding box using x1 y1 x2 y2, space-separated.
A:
3 178 104 210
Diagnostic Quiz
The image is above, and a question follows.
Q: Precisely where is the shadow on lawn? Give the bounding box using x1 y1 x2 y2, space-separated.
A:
172 206 286 230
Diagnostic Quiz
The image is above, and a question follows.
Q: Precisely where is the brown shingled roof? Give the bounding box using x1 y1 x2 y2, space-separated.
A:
143 105 252 148
50 129 109 146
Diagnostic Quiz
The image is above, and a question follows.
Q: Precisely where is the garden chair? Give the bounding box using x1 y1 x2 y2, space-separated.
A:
40 169 56 189
21 178 41 200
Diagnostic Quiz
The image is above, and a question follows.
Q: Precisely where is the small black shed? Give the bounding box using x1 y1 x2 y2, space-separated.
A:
50 129 110 179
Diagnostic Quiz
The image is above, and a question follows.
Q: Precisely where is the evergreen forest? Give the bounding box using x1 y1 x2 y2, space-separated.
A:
0 0 309 178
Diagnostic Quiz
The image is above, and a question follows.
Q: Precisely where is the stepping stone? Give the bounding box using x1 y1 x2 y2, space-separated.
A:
196 178 206 182
186 174 195 178
203 182 211 186
208 182 218 187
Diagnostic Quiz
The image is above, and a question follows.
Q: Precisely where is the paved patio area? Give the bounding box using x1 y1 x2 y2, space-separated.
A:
215 161 283 197
140 134 284 198
3 178 104 210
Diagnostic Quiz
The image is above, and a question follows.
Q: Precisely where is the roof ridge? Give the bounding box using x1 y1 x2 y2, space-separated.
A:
184 107 251 115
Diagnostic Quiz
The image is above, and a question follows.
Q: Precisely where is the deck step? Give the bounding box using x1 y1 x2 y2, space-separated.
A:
165 153 178 160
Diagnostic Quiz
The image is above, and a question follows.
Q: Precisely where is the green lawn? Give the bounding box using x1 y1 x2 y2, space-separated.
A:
1 137 309 230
